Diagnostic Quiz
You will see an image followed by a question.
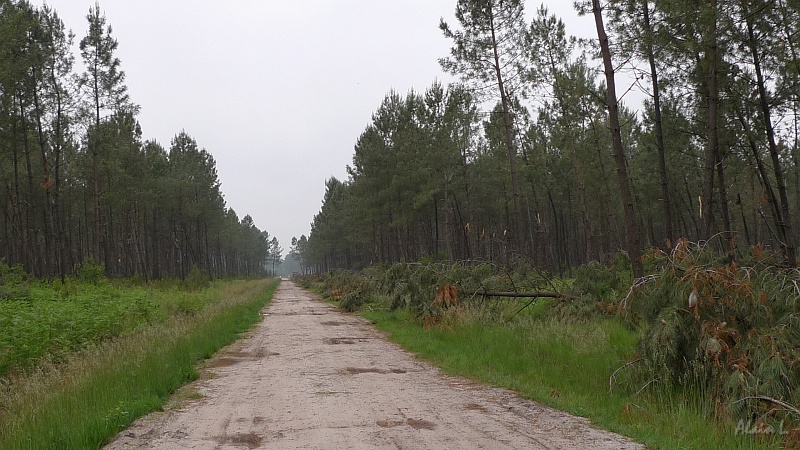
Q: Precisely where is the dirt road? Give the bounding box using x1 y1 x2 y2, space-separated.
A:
105 281 642 449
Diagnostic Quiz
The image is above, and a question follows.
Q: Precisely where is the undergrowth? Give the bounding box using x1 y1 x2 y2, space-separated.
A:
0 278 279 450
296 260 559 320
0 261 221 379
622 240 800 444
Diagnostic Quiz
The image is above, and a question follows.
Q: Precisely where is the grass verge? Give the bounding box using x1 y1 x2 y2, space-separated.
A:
0 278 279 450
361 308 783 450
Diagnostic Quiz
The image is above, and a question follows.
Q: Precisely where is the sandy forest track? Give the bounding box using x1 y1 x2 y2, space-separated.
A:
105 281 642 449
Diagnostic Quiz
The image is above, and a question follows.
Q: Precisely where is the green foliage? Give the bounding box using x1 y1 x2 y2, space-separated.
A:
311 270 372 312
339 284 371 312
0 279 279 450
626 240 800 431
183 265 210 291
557 259 633 321
571 257 632 302
76 259 107 285
0 278 227 379
0 262 30 300
315 261 559 324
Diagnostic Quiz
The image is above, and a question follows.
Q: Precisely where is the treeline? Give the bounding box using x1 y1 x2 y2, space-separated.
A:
0 1 274 280
305 0 800 274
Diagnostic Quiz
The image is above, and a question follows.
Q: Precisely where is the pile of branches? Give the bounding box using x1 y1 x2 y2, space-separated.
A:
374 261 560 324
626 239 800 432
293 271 373 312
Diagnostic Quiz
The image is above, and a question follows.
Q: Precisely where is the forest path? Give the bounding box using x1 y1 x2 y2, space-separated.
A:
105 281 642 449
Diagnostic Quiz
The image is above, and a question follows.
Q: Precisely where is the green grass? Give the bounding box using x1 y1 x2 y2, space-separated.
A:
0 278 279 450
361 308 784 450
0 278 228 378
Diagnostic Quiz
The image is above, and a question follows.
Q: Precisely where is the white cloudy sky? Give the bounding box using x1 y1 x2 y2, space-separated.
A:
41 0 596 250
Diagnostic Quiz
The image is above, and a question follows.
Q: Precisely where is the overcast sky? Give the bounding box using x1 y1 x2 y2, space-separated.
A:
41 0 595 252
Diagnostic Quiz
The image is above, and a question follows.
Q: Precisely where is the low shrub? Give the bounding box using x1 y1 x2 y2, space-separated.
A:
76 259 106 285
183 266 211 291
0 262 30 300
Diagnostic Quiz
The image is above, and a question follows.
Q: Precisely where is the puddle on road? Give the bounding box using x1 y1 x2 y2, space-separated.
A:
209 357 239 368
465 403 488 412
376 419 404 428
214 432 263 449
345 367 408 375
406 418 437 430
376 418 436 430
208 349 278 368
325 338 356 345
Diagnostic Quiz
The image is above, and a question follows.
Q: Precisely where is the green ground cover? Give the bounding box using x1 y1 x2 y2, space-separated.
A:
361 308 782 449
0 277 279 450
0 281 215 377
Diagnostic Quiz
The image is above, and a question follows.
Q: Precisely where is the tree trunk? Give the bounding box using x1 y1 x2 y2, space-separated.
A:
700 2 720 241
20 96 42 276
642 0 674 247
32 68 55 279
10 96 24 268
746 9 796 266
592 0 644 278
736 109 783 239
715 142 734 256
51 71 67 282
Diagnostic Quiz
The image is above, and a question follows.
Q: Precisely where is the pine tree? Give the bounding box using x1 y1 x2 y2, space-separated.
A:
79 1 135 266
440 0 528 253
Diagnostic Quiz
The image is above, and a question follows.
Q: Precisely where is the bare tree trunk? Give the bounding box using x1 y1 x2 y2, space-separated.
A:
10 97 24 268
92 67 103 266
32 68 55 279
745 9 796 266
52 77 67 282
716 144 734 256
736 110 782 228
642 0 674 246
20 96 43 276
592 0 644 278
700 2 720 241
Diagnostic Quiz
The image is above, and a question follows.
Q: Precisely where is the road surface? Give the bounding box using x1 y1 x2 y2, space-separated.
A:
105 281 642 449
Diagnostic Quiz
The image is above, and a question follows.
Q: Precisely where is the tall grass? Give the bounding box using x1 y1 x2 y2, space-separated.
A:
362 307 784 450
0 279 279 450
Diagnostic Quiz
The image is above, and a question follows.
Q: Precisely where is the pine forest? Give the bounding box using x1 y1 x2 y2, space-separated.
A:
0 1 277 281
300 0 800 278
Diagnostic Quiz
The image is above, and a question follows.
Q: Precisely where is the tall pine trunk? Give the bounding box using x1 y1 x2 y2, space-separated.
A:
592 0 644 278
745 8 796 266
642 0 674 247
700 2 721 242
